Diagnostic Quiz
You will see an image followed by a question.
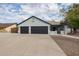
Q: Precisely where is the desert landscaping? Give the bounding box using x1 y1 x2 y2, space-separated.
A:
51 35 79 56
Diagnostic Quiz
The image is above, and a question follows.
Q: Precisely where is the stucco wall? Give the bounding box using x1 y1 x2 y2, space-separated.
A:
50 31 57 35
19 17 50 26
4 24 16 32
64 25 71 34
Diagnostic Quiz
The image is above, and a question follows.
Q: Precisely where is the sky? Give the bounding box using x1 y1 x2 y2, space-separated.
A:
0 3 72 23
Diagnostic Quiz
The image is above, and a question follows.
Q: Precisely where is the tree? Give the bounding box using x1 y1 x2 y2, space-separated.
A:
65 4 79 33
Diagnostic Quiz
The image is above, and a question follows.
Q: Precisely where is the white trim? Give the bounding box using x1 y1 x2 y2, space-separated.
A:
18 27 20 34
29 26 31 34
64 25 68 35
48 26 50 34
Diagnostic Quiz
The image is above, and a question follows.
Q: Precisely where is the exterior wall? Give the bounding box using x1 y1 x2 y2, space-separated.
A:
50 25 64 35
50 25 71 35
50 31 57 35
18 17 50 34
19 17 50 26
48 26 50 34
50 31 65 35
61 31 65 35
64 25 71 34
18 27 20 34
4 24 16 32
66 28 71 34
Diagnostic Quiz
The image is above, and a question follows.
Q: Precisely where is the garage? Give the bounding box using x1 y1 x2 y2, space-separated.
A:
18 16 51 34
31 26 48 34
20 26 29 34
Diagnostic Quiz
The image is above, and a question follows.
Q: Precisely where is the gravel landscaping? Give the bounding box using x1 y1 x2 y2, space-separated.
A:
68 30 79 37
51 35 79 56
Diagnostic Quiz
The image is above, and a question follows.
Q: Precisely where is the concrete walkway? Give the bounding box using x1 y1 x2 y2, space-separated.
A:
0 33 66 56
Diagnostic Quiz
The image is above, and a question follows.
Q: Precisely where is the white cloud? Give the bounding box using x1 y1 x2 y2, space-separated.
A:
0 3 72 23
20 3 61 21
21 3 59 15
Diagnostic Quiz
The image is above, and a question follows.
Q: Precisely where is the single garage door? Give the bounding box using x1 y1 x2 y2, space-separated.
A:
31 26 48 34
20 26 29 34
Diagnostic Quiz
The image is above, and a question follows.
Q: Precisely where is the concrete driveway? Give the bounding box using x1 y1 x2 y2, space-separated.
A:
0 33 66 56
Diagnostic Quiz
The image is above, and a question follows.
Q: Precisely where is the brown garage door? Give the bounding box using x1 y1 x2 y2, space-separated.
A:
31 26 48 34
20 26 29 34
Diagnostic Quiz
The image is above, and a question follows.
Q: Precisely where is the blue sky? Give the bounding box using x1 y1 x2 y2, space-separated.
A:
0 3 72 23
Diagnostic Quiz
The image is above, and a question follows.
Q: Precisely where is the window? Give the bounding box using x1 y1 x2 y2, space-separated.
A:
60 26 64 30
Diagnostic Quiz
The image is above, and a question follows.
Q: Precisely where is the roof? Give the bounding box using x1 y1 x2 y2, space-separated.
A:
0 23 16 28
48 20 61 25
17 16 52 25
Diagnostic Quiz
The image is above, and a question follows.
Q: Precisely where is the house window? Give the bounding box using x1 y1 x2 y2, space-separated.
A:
60 26 64 31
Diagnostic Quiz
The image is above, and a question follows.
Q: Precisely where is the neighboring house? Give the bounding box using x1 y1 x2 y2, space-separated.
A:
5 23 17 32
17 16 71 34
0 23 17 32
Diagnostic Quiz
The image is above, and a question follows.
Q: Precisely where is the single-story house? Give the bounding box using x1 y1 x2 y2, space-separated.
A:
17 16 71 34
0 23 16 32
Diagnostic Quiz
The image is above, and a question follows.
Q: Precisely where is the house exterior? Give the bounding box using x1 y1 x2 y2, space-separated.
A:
17 16 51 34
0 23 16 32
5 23 17 32
17 16 71 34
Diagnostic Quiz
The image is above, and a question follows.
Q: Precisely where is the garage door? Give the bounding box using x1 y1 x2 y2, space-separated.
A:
20 26 29 34
31 26 48 34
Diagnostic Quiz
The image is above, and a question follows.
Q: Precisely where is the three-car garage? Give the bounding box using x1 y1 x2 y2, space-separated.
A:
18 16 51 34
20 26 48 34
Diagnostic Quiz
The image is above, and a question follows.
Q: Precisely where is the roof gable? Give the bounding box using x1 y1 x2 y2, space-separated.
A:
17 16 51 25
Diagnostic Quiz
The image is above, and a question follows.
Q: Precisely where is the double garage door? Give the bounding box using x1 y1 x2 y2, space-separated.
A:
20 26 48 34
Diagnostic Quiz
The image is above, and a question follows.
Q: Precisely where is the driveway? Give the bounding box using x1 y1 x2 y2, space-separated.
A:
0 33 66 56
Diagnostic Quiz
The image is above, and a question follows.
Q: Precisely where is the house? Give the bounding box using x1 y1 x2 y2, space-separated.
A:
17 16 51 34
0 23 17 32
17 16 71 34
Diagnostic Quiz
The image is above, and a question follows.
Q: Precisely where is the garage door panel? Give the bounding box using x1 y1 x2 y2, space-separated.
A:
20 26 29 34
31 26 48 34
